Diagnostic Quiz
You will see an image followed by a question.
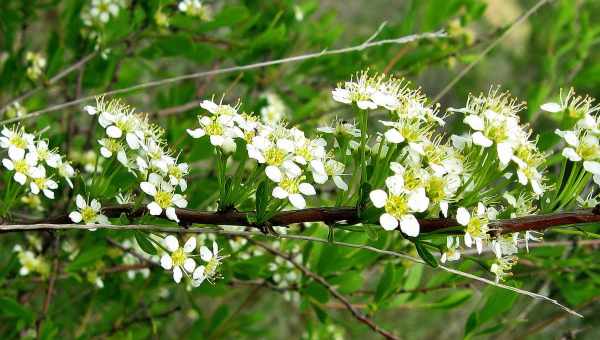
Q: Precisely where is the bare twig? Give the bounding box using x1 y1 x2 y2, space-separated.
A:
249 239 400 340
432 0 550 102
0 30 447 125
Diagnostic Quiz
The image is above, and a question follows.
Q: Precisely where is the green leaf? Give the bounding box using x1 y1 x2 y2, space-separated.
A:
0 297 34 324
66 245 106 272
375 262 396 304
134 232 157 255
415 241 439 268
303 282 330 304
363 224 379 241
329 271 364 294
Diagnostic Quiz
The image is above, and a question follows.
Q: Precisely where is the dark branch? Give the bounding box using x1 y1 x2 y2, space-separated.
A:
17 204 600 235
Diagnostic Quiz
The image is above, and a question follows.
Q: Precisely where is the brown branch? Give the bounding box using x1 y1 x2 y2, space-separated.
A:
10 204 600 236
249 239 400 340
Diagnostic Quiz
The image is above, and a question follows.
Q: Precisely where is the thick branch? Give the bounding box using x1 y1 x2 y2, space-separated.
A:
17 204 600 235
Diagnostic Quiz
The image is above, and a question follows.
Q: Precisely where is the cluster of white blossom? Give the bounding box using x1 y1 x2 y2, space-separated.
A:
260 92 288 125
453 88 546 196
268 241 303 303
1 126 75 199
187 99 348 209
333 73 462 236
85 97 189 222
160 235 224 287
331 71 550 283
178 0 212 20
80 0 126 49
546 90 600 185
13 235 50 278
25 52 46 81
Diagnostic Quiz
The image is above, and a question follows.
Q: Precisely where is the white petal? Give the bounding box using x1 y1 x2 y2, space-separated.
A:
408 188 429 212
106 126 122 138
147 202 162 216
399 215 420 237
75 195 86 209
200 100 218 113
160 254 173 270
173 266 183 283
200 246 212 262
193 266 206 280
472 132 493 147
183 237 196 253
583 161 600 175
272 186 288 199
464 233 473 247
164 235 180 252
183 258 196 272
187 128 206 138
166 207 179 222
210 135 224 146
440 201 449 217
140 182 157 196
14 172 27 185
379 213 398 231
562 148 581 162
456 207 470 226
265 166 282 183
69 211 82 223
333 176 348 191
172 194 188 208
497 142 513 166
289 194 306 209
299 183 316 196
541 102 562 113
384 129 404 144
463 115 485 131
369 190 388 208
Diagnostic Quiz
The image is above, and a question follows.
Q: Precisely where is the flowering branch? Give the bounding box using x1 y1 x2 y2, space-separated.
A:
9 204 599 235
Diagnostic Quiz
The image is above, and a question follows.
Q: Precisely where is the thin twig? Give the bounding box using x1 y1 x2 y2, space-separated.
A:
432 0 549 102
249 239 400 340
0 30 447 125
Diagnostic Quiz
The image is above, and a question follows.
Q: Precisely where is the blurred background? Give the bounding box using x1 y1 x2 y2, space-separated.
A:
1 0 600 338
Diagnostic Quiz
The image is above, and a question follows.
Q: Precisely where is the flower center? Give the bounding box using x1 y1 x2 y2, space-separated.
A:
466 216 488 238
426 176 446 203
171 248 186 267
205 120 223 136
168 165 182 179
10 135 27 149
264 147 285 166
155 191 173 209
384 194 409 218
204 256 220 279
14 159 29 174
81 206 97 223
577 142 599 160
295 145 312 161
280 177 301 194
215 105 236 116
116 118 134 133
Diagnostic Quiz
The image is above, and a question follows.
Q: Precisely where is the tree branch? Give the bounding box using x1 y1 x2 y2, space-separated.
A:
8 204 599 235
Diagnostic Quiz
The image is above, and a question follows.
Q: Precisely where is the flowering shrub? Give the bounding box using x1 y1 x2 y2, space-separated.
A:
1 0 600 338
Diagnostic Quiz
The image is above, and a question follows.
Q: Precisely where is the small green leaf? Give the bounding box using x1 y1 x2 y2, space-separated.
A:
415 241 439 268
134 232 157 255
363 224 379 241
0 297 34 324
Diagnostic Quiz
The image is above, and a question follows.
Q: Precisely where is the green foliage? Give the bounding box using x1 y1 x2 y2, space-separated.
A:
1 0 600 339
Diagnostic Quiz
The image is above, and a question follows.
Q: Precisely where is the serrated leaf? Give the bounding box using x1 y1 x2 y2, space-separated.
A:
415 241 439 268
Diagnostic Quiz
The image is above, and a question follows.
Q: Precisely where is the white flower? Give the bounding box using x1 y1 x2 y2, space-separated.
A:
167 162 189 191
441 236 461 263
187 115 242 151
29 167 58 199
491 234 519 259
311 159 348 191
192 241 224 286
2 152 37 185
369 188 427 237
456 203 490 254
28 141 60 168
140 173 188 222
0 127 34 160
160 236 197 284
272 176 316 209
69 195 109 225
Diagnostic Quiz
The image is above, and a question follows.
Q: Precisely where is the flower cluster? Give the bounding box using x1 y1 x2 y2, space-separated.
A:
260 92 288 125
86 97 189 222
13 243 50 278
187 99 347 209
178 0 212 20
69 194 110 227
453 88 546 195
1 126 74 199
268 241 303 303
25 52 46 81
548 91 600 185
80 0 126 49
160 235 224 287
